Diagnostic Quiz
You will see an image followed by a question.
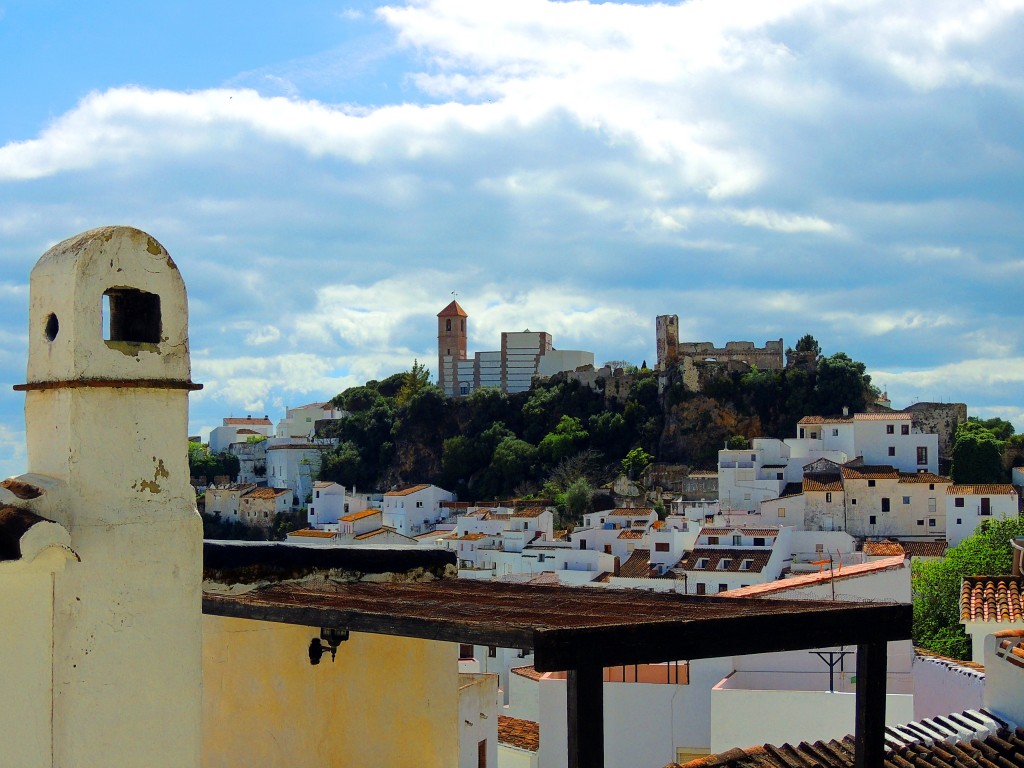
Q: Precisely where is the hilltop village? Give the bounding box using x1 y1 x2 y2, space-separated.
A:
3 231 1018 768
189 297 1024 764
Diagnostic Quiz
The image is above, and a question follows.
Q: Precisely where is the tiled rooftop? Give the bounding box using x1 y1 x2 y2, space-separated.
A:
497 715 540 753
947 484 1017 496
512 507 546 518
899 472 950 484
841 464 900 480
339 508 379 523
900 540 948 558
863 539 905 557
288 529 336 538
384 484 431 496
618 548 654 578
224 416 272 425
671 723 1024 768
243 487 289 499
676 549 771 573
803 473 843 492
617 529 644 539
960 575 1024 623
608 507 655 516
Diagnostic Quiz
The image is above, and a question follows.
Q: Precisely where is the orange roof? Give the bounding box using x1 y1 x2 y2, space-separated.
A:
617 529 644 539
960 576 1024 623
900 540 948 558
608 508 655 516
385 484 431 496
353 527 395 540
948 484 1016 496
452 533 488 541
841 465 899 480
243 487 290 499
512 507 547 518
510 665 545 681
854 412 910 421
437 300 468 318
863 539 905 557
224 416 272 426
618 548 654 578
288 529 336 539
497 716 539 753
720 555 906 597
340 508 380 523
899 472 951 484
803 473 843 492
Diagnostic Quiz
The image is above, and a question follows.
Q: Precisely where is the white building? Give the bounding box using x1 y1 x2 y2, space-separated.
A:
945 484 1019 546
208 415 274 454
797 412 939 474
307 481 349 526
569 507 660 560
669 526 792 594
266 438 324 507
205 482 257 519
381 484 457 534
276 401 348 439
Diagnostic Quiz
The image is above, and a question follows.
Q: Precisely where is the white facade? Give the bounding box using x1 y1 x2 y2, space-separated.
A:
945 484 1019 546
205 482 257 519
797 413 939 474
718 438 847 512
266 438 323 507
381 484 457 534
457 673 498 768
307 481 348 526
209 416 274 454
276 401 348 439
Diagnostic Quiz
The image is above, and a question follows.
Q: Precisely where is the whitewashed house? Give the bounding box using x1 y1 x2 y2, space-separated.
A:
276 401 348 439
382 483 457 534
265 437 323 508
238 487 291 528
208 415 274 454
946 484 1019 546
205 482 257 519
797 412 939 474
307 481 348 526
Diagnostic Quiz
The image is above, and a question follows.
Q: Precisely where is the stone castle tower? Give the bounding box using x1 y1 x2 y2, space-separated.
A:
8 226 203 767
656 314 679 371
437 300 467 396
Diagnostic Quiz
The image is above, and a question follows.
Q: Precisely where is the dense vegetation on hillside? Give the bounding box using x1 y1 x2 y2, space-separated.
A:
316 337 883 502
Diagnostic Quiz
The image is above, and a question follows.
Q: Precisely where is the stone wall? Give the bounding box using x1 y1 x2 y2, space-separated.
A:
902 402 967 460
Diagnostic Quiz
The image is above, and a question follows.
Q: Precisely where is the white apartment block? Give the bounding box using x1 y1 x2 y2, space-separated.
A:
266 438 323 508
276 401 348 439
208 415 274 454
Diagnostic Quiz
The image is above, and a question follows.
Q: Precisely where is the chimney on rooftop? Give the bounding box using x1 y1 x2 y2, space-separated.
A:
842 406 849 417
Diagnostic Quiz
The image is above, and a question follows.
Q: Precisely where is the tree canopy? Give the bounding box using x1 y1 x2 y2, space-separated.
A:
950 421 1006 484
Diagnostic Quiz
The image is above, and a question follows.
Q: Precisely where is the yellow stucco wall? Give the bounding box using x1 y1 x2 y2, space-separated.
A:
203 615 459 768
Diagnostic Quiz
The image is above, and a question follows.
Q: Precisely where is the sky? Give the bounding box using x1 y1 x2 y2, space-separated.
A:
0 0 1022 477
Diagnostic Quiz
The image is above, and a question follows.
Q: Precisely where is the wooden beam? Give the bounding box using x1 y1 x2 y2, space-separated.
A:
854 641 888 768
533 602 911 671
567 664 604 768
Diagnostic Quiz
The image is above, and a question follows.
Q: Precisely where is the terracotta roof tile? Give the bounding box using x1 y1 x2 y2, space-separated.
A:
512 507 547 518
960 575 1024 623
288 529 336 539
510 665 545 681
863 539 905 557
497 716 539 753
947 484 1017 496
243 487 290 499
224 417 272 426
340 508 380 523
898 472 950 484
452 533 488 541
384 484 432 496
669 726 1024 768
841 464 899 480
619 548 654 578
676 548 770 573
899 540 947 558
803 473 843 492
437 300 468 318
609 507 656 516
617 529 644 539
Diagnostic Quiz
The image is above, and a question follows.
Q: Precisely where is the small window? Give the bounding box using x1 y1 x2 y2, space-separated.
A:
815 543 824 553
928 518 937 527
903 496 911 505
103 288 161 344
955 498 965 508
778 507 786 518
488 646 497 658
707 536 719 545
751 453 757 461
929 484 935 491
696 558 709 569
655 542 669 552
886 425 895 434
459 644 474 659
956 518 962 525
719 559 732 570
901 424 910 435
740 559 753 571
753 537 766 547
916 519 924 526
868 479 876 488
718 583 728 593
881 498 890 512
732 535 742 545
446 318 452 331
917 447 928 465
869 515 877 525
832 429 839 437
888 446 896 456
696 583 706 595
776 472 784 481
826 492 832 503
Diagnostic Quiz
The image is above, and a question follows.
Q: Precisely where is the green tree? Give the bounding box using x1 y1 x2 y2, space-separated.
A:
562 477 593 522
188 442 240 481
621 446 653 479
487 437 538 497
813 352 874 414
726 434 748 449
395 359 432 406
912 517 1024 659
966 416 1015 442
794 334 821 358
538 415 588 466
950 421 1006 484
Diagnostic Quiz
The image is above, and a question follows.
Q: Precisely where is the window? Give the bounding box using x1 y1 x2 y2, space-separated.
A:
778 507 786 518
888 446 896 456
917 447 928 465
740 559 753 571
869 515 877 525
881 498 890 512
655 542 669 552
826 492 832 503
488 646 497 658
707 536 719 545
459 644 474 659
102 288 161 344
718 584 728 593
851 498 858 505
719 559 733 570
929 484 935 491
981 498 991 516
751 454 757 461
954 498 965 508
416 501 423 508
696 558 709 569
696 583 706 595
956 518 962 525
743 493 751 501
928 518 937 527
732 535 742 545
901 424 910 435
916 519 924 526
832 429 839 437
815 543 824 553
446 318 452 331
776 472 783 480
868 480 876 488
811 432 818 439
886 425 895 434
799 428 805 438
315 491 320 499
903 496 911 505
753 537 766 547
